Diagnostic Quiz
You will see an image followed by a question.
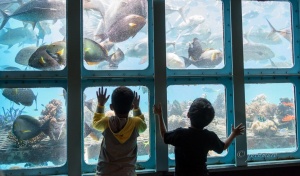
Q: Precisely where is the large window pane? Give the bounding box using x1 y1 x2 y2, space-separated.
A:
167 84 227 158
242 1 293 69
82 0 149 70
245 83 297 156
0 87 67 169
0 0 67 71
165 0 224 69
83 86 150 165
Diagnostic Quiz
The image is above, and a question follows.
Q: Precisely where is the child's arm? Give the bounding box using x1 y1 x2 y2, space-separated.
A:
93 87 110 131
153 103 166 139
224 123 245 150
133 91 147 133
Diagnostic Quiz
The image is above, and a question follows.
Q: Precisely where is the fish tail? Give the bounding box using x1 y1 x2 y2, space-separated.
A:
269 58 277 68
34 92 38 111
266 18 278 33
181 56 192 68
178 7 186 23
0 10 10 30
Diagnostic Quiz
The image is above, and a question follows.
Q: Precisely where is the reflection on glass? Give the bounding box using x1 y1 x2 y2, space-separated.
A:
82 0 149 70
0 0 67 71
245 83 296 156
242 1 293 69
165 0 224 69
167 84 227 159
0 87 67 170
83 86 150 165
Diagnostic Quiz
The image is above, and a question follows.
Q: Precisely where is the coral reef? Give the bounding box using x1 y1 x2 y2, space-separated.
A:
169 100 183 116
0 106 25 128
251 119 277 137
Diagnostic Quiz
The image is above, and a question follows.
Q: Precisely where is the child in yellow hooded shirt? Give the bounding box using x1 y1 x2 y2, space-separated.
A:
93 86 147 176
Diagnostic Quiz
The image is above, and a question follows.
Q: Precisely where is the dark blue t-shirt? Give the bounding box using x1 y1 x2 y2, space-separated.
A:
164 127 225 176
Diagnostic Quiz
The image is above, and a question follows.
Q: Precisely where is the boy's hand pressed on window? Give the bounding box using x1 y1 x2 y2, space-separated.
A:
231 123 245 136
133 91 140 109
96 86 110 106
153 103 162 116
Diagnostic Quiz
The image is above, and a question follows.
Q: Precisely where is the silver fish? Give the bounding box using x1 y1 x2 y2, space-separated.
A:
166 52 185 69
245 26 282 45
266 19 292 43
0 27 36 49
15 46 39 66
0 0 66 30
243 42 275 61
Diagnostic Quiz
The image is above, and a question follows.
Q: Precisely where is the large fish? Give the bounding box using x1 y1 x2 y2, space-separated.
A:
245 26 282 45
46 40 67 66
0 27 37 49
12 115 50 140
166 52 185 69
2 88 38 110
15 46 39 66
266 19 292 43
0 0 66 30
107 14 146 43
97 0 147 42
28 45 62 70
243 42 275 61
182 49 223 68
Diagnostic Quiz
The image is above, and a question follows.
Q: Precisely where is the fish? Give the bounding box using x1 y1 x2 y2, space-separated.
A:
95 0 147 42
125 37 148 63
176 15 205 33
1 66 22 71
242 10 259 19
165 3 186 22
182 49 223 68
266 19 292 43
181 25 212 42
15 46 38 66
0 27 37 49
188 38 202 60
255 116 266 122
201 86 220 93
12 115 50 140
282 102 295 108
109 48 125 68
166 52 185 69
83 0 107 17
36 21 52 46
2 88 38 110
282 115 295 122
0 0 66 30
243 42 275 62
45 40 67 66
106 14 146 43
83 38 108 65
28 45 62 70
245 26 282 45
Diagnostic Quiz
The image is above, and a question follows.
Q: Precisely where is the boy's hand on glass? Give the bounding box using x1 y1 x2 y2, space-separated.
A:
153 103 162 116
96 86 110 106
133 91 140 109
231 123 245 136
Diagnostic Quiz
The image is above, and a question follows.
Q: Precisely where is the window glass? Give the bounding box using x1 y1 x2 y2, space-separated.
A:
242 1 293 69
82 0 149 70
83 86 150 165
245 83 297 155
167 84 227 158
0 87 67 169
0 0 67 71
165 0 224 69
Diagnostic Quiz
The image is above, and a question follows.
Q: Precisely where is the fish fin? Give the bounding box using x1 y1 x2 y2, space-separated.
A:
34 92 38 111
0 10 9 30
269 58 277 68
181 56 192 68
40 118 51 135
177 6 186 23
266 18 277 33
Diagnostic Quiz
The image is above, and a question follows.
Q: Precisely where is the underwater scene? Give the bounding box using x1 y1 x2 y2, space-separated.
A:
83 86 150 165
164 0 293 69
167 84 227 158
82 0 149 70
0 87 67 170
245 83 297 154
242 1 293 69
165 0 224 69
0 0 66 71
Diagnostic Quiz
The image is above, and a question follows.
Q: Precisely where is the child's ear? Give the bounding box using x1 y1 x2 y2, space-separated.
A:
110 104 114 110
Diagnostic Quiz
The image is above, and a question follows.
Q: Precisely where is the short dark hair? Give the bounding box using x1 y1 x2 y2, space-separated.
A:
111 86 134 114
188 98 215 129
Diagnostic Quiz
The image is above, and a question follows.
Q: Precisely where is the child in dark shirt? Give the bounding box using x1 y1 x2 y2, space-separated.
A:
153 98 245 176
